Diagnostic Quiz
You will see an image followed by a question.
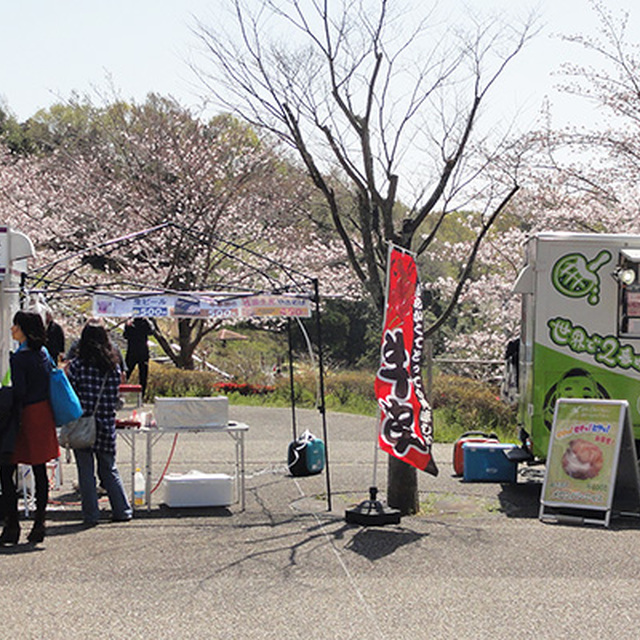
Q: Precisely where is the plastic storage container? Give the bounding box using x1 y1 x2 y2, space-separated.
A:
162 471 233 507
462 442 518 483
452 431 499 476
154 397 229 429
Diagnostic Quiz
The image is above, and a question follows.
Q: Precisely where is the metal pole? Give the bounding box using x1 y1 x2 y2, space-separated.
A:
287 317 297 440
426 338 433 407
313 278 332 511
371 417 380 489
19 272 27 309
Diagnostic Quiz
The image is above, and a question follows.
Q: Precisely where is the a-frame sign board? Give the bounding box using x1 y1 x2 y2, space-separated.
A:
540 399 640 527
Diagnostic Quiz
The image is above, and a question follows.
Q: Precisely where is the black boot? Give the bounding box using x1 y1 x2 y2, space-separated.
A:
0 463 19 545
27 520 45 544
28 465 48 544
0 517 20 546
27 508 46 544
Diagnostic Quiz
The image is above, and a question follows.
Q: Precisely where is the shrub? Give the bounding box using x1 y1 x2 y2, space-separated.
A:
324 369 376 406
431 374 516 436
268 367 379 414
143 360 517 442
144 361 221 400
272 368 318 407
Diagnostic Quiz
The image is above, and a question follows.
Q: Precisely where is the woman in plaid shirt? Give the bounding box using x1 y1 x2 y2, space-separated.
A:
67 320 132 525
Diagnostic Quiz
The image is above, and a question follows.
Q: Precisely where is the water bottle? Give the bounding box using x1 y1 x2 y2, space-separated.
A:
134 468 145 507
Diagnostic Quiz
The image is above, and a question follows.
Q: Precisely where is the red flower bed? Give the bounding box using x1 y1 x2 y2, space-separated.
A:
212 381 275 396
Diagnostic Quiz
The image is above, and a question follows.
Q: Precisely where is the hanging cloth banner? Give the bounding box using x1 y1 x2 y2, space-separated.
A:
375 246 438 475
93 292 312 319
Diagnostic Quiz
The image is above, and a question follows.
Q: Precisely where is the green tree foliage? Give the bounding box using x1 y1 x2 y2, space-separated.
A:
0 106 32 154
290 298 381 368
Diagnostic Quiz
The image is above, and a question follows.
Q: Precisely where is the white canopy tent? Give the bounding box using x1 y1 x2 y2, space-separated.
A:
16 223 334 510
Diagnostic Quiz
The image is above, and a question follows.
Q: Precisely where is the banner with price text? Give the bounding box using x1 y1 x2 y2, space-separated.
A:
93 292 312 319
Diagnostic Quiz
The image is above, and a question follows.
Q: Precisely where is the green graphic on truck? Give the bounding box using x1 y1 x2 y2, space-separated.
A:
529 343 640 459
551 250 611 305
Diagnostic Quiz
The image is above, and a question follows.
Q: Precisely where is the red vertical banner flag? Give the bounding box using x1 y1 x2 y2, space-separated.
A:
375 246 438 475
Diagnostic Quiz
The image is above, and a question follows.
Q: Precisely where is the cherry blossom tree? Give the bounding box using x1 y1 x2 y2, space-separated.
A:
0 96 348 368
194 1 535 315
448 2 640 366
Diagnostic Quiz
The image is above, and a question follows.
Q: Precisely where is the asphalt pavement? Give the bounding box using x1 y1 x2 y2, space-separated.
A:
2 405 640 639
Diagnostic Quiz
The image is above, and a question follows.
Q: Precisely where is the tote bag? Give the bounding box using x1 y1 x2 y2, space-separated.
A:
49 366 83 427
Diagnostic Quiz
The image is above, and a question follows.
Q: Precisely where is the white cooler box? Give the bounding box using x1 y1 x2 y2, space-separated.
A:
163 471 233 507
154 396 229 429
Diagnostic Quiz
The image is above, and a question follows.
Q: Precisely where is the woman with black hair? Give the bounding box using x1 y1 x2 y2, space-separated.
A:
0 311 60 545
66 319 132 525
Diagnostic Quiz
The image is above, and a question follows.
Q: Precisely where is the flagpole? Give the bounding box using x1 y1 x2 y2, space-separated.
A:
287 318 297 441
345 243 401 525
312 278 332 512
371 242 395 490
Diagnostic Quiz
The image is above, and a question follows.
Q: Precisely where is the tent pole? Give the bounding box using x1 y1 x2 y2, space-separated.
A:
19 272 27 309
287 318 297 440
313 278 331 511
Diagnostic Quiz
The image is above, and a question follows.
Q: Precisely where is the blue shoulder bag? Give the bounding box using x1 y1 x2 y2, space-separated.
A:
47 351 83 426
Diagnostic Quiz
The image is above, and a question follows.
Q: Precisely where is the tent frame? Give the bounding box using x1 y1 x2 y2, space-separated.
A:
21 222 333 510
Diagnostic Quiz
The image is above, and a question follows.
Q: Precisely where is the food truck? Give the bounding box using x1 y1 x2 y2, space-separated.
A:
514 232 640 460
0 226 35 381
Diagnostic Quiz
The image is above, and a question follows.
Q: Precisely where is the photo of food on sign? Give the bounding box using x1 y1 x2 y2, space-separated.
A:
561 438 604 480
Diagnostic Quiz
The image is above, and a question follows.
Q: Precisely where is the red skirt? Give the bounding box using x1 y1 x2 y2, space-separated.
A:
12 400 60 465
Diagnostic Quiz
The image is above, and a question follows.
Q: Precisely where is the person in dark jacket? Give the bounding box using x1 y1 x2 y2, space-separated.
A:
66 319 132 525
0 311 60 545
45 310 65 364
123 317 152 398
0 386 19 523
0 384 19 463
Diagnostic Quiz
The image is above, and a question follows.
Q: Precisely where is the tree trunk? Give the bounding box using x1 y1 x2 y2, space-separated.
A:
386 456 419 515
177 319 195 370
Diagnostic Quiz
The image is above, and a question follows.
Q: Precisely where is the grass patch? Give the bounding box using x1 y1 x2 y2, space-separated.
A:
419 492 502 518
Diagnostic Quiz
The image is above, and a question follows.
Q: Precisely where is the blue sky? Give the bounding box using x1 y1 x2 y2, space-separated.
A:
0 0 215 119
0 1 638 129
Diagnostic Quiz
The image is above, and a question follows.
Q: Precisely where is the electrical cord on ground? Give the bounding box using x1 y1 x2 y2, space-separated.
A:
149 432 179 494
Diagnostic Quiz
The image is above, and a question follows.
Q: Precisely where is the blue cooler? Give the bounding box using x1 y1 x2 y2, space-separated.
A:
462 442 518 483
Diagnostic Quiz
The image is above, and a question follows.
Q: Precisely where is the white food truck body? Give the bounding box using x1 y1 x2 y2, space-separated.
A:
0 226 35 381
515 232 640 459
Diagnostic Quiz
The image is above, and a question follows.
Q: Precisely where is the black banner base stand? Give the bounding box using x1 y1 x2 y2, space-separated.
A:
345 486 401 526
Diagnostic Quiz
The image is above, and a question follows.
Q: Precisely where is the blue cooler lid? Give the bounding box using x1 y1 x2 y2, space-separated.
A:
462 442 516 451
